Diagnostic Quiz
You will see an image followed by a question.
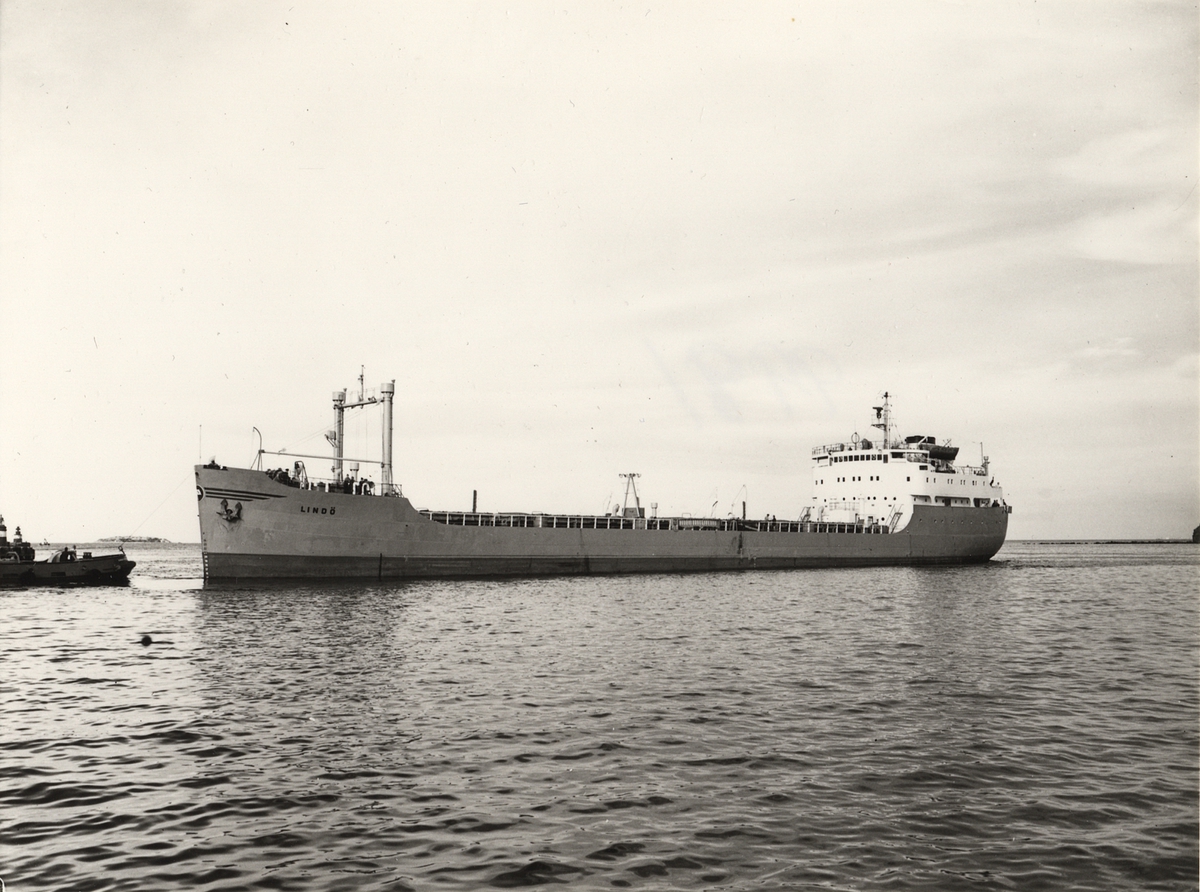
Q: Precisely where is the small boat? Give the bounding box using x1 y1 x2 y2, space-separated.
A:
0 516 135 587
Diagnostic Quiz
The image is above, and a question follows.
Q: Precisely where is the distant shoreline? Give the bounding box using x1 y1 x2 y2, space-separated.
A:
1009 539 1194 545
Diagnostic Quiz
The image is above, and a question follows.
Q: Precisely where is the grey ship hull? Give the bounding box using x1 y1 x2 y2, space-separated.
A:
197 466 1008 581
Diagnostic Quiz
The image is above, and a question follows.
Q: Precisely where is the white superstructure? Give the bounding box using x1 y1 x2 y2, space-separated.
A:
809 393 1008 532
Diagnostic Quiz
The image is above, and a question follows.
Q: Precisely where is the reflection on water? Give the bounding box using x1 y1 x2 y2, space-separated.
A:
2 542 1196 890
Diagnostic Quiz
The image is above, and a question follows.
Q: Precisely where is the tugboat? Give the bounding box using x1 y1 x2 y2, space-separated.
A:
0 515 136 587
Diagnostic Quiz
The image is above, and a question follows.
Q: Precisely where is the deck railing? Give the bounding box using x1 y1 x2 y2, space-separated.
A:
417 511 892 535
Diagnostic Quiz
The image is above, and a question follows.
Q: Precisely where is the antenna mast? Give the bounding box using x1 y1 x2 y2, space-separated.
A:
871 391 893 448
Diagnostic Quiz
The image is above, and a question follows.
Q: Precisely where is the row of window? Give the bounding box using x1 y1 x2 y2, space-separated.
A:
822 496 896 503
820 474 904 485
817 475 981 488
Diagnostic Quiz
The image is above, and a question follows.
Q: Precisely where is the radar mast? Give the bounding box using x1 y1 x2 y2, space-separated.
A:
871 392 893 448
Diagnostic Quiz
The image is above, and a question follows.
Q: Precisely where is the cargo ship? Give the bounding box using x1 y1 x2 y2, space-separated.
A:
196 381 1010 581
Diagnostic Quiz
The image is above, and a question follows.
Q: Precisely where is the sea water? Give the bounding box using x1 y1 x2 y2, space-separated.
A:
3 542 1197 891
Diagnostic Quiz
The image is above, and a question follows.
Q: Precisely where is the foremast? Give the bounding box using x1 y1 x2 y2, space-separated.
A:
328 373 396 492
252 371 399 495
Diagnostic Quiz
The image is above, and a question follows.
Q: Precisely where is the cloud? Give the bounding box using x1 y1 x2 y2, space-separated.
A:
1072 337 1141 363
0 1 1195 540
1068 198 1196 265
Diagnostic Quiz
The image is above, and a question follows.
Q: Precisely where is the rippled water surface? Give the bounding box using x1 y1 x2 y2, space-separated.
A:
3 542 1197 890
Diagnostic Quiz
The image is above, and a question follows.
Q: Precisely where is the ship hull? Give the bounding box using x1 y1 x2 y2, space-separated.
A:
198 467 1008 581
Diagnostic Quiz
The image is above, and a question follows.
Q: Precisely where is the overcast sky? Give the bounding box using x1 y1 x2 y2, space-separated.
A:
1 1 1196 544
